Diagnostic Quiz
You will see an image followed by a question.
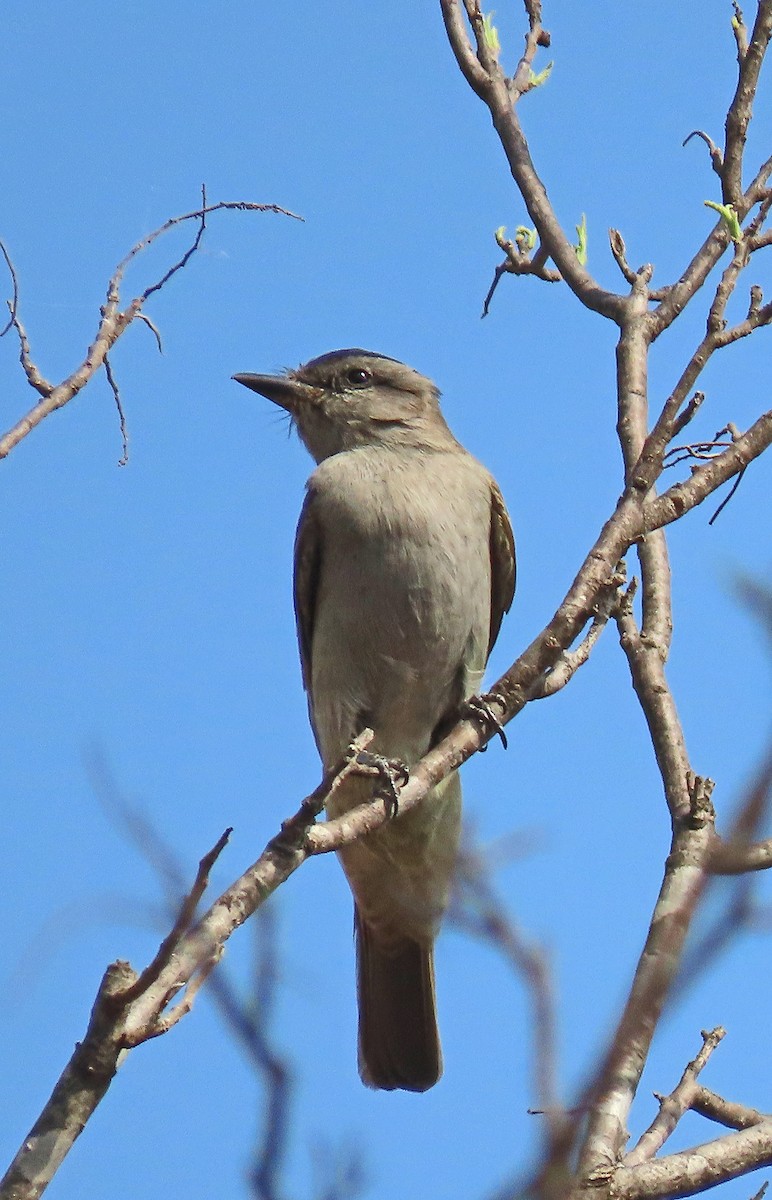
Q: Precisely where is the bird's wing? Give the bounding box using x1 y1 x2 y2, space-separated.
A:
293 484 322 699
488 479 516 658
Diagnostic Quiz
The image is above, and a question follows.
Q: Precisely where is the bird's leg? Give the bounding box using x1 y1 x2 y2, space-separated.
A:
346 745 410 817
462 692 508 751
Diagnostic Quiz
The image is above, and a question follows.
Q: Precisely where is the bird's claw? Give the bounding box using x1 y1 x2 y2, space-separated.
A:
463 692 508 751
351 749 409 817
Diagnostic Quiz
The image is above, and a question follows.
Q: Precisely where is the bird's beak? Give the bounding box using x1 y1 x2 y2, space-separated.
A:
232 372 318 413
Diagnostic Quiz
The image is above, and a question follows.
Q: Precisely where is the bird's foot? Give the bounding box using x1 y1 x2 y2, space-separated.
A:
462 692 508 751
347 747 410 817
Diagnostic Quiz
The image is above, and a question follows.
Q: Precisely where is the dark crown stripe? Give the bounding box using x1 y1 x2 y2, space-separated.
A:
304 349 400 370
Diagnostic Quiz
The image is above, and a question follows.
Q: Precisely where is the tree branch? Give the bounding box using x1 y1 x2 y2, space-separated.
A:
691 1084 769 1131
624 1028 727 1166
615 273 674 657
723 0 772 204
439 0 625 320
0 736 368 1200
0 197 300 461
644 411 772 532
0 959 139 1200
613 1121 772 1200
614 601 691 825
576 775 716 1179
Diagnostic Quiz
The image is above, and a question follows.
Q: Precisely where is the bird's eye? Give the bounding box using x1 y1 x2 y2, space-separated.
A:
345 367 372 387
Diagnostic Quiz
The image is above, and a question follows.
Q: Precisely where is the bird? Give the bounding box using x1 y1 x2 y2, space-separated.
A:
234 349 515 1092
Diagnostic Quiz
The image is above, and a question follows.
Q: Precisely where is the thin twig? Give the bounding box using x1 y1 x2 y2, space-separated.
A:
482 250 560 317
103 353 129 466
440 0 625 321
0 238 20 337
118 828 233 1010
0 194 301 461
135 311 164 353
141 182 209 303
529 569 628 699
6 304 54 397
708 468 746 524
682 129 724 176
144 947 223 1039
723 0 772 204
672 392 706 438
625 1028 727 1165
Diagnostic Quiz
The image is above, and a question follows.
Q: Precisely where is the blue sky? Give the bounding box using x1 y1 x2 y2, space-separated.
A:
1 4 771 1199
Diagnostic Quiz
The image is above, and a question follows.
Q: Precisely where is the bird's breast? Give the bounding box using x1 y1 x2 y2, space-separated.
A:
305 449 493 759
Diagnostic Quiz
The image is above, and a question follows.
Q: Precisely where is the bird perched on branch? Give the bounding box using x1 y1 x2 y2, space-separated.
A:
234 349 515 1092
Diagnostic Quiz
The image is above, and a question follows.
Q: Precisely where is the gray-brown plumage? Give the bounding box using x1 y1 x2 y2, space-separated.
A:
234 350 515 1091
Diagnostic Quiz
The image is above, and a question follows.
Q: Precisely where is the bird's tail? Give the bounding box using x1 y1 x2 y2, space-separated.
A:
355 907 442 1092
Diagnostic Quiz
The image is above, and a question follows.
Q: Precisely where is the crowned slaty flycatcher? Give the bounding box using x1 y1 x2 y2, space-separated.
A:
234 350 515 1091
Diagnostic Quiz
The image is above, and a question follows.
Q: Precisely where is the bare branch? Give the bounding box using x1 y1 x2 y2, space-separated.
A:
0 733 367 1199
708 467 746 525
481 261 511 317
664 430 739 469
441 0 625 320
439 0 490 99
723 0 772 204
0 238 20 337
661 425 751 526
139 182 209 302
625 1028 727 1166
135 311 164 353
644 410 772 532
509 0 552 100
0 197 300 461
103 353 129 466
87 751 295 1200
673 742 772 993
672 392 706 439
609 229 640 287
613 1121 772 1200
529 568 628 699
4 298 54 398
631 221 771 536
577 773 716 1176
614 599 691 823
648 174 772 341
683 129 725 177
614 280 673 657
0 960 139 1200
732 2 750 62
144 946 223 1039
482 232 561 317
118 828 232 1014
691 1084 769 1131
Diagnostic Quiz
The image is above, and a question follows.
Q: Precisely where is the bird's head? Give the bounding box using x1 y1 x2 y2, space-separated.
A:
233 349 456 462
